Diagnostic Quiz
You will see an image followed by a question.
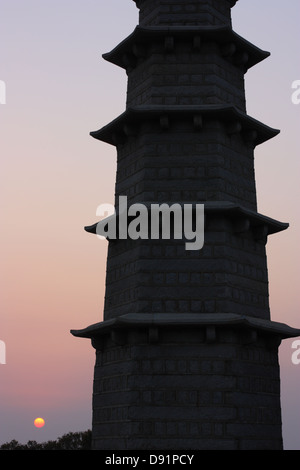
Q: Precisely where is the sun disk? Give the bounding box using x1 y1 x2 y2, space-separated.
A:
34 417 45 428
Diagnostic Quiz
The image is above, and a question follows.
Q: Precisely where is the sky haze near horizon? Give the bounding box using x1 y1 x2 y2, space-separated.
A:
0 0 299 449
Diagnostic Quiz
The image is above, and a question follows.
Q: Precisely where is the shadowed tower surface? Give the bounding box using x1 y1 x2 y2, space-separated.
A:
72 0 300 450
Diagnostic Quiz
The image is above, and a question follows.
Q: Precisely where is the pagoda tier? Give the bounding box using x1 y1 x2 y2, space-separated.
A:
132 0 239 27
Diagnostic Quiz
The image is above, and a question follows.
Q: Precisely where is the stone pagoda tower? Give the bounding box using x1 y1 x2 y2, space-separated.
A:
72 0 300 450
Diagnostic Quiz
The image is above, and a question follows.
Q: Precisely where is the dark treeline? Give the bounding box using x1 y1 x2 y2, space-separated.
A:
0 430 92 450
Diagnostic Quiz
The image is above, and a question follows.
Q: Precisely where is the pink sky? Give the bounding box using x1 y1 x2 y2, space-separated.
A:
0 0 299 449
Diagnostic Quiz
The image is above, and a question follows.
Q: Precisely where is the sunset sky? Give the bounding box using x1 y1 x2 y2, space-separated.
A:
0 0 299 449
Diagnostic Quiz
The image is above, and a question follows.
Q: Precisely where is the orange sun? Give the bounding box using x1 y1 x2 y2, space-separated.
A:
34 417 45 428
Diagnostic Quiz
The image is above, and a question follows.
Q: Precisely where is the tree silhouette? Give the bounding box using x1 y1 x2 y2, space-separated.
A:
0 430 92 450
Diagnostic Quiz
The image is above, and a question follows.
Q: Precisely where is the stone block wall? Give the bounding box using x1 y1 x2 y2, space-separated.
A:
126 42 246 111
136 0 233 27
115 122 257 210
103 222 270 321
92 326 282 450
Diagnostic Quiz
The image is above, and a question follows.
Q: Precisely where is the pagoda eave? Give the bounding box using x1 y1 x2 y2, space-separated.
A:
102 25 270 72
90 105 280 147
132 0 240 8
70 312 300 342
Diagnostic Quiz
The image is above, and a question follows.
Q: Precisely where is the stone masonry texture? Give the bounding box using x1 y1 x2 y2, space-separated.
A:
92 327 283 450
